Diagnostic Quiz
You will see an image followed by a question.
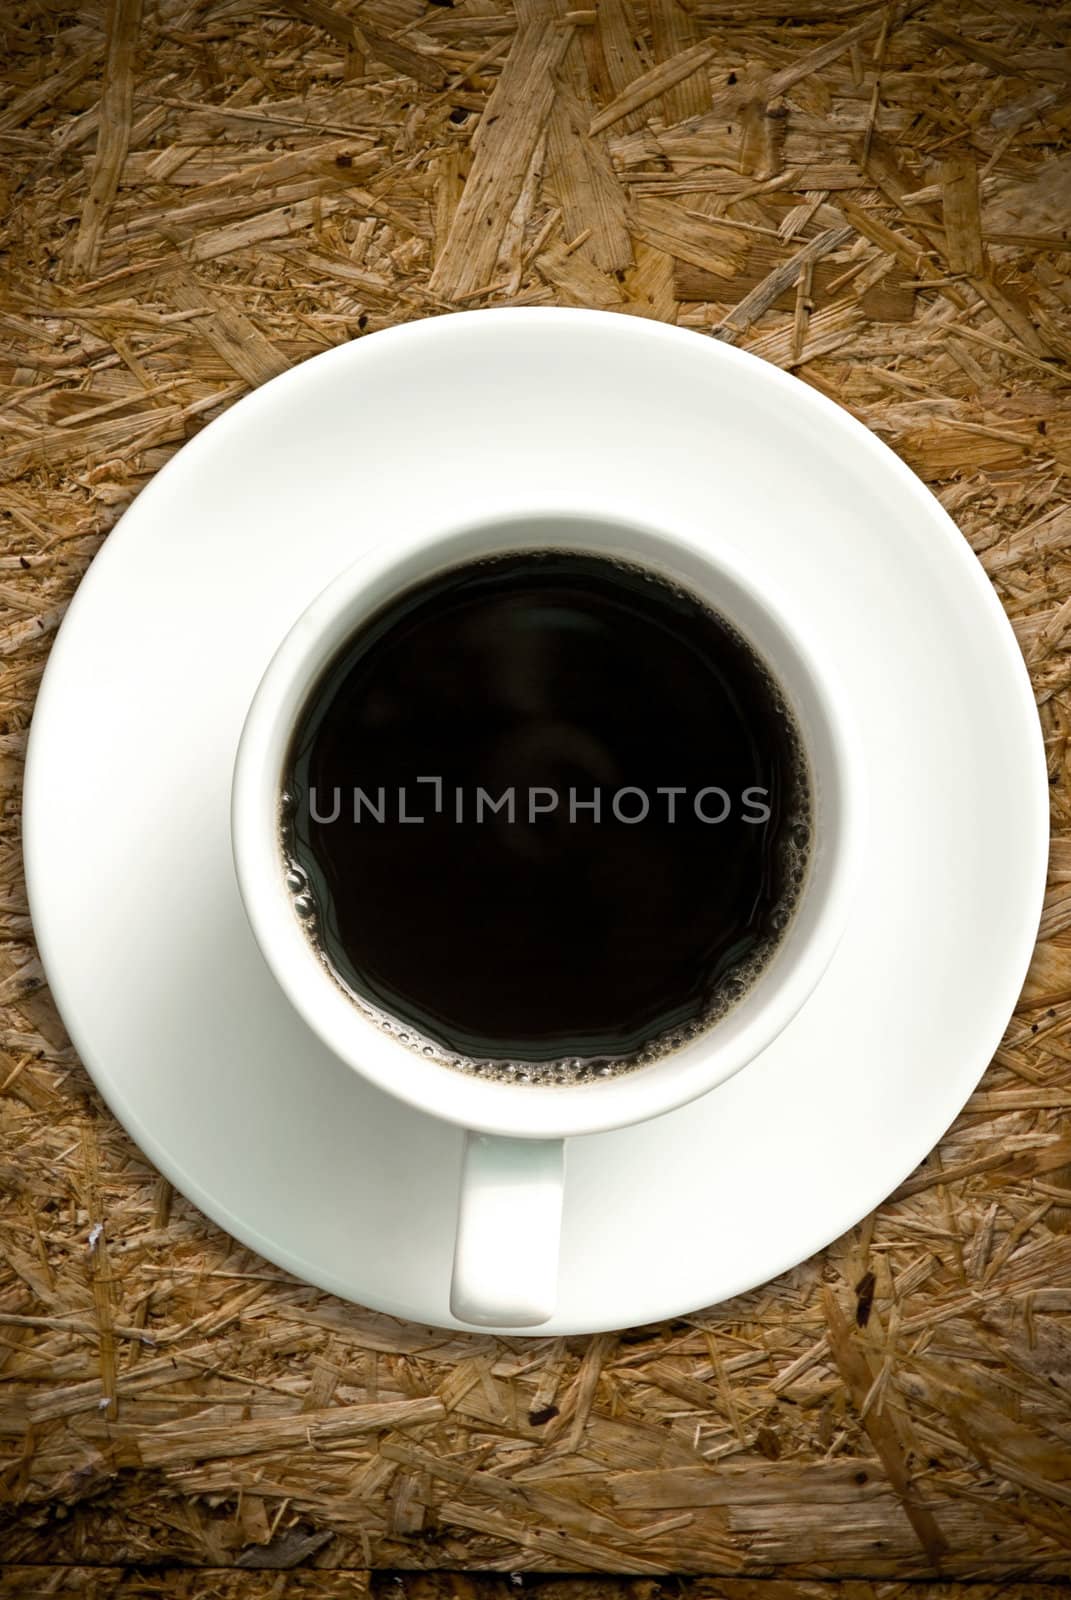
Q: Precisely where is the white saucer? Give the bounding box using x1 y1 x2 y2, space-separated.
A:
24 309 1048 1334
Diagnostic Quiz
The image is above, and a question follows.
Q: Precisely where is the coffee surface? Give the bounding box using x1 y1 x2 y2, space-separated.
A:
282 550 810 1080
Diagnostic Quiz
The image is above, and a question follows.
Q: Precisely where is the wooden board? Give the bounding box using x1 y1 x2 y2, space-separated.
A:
1 0 1070 1584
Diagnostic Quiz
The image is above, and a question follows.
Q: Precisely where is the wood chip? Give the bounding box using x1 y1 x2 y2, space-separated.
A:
71 0 143 277
942 155 986 276
631 196 748 276
589 42 717 137
544 35 632 272
649 0 710 125
131 1396 445 1466
712 224 853 341
824 1288 949 1567
430 18 573 299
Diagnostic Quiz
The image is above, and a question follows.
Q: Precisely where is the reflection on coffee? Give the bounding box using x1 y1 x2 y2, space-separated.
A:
281 550 811 1082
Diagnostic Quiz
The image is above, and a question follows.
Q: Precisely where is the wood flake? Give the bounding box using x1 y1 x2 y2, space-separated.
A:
430 18 573 299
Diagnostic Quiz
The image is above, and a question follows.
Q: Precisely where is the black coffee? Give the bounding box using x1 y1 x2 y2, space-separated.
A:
282 550 810 1082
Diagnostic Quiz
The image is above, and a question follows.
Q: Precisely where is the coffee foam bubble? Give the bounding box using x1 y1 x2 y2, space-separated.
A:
278 551 814 1087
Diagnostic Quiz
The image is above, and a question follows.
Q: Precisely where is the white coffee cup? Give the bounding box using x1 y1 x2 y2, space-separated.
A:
231 504 863 1328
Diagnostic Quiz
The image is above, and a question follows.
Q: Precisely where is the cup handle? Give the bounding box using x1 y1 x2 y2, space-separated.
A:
449 1132 565 1327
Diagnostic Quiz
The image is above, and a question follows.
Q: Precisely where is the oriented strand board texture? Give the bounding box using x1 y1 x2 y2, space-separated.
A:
2 0 1071 1584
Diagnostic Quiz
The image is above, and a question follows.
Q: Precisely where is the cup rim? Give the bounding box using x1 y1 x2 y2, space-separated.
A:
230 501 864 1139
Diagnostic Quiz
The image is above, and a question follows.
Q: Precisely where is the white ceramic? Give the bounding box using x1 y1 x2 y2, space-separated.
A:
23 309 1048 1335
230 506 863 1325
